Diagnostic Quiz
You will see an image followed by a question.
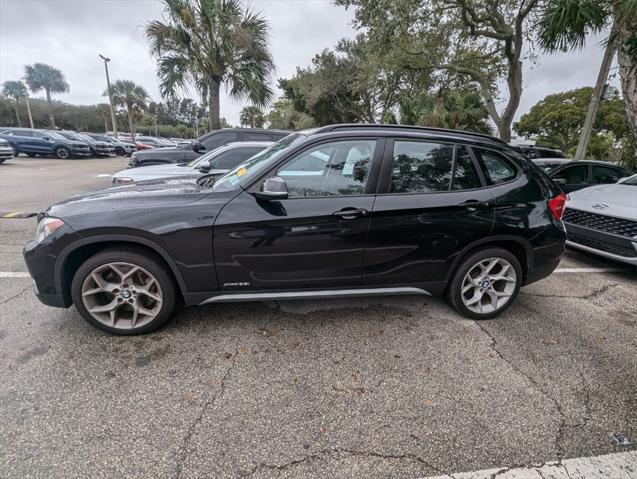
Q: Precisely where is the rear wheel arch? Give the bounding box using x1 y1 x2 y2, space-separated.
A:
445 236 532 285
56 237 187 306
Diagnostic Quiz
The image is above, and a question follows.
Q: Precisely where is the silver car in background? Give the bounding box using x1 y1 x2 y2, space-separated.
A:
0 138 13 163
563 174 637 265
111 141 272 184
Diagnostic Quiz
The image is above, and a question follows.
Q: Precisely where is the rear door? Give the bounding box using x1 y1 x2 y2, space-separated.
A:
365 140 494 286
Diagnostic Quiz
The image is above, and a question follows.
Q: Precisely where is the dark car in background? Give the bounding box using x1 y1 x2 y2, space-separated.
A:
128 128 290 168
84 133 136 156
0 127 91 159
57 131 114 157
135 136 177 148
24 124 567 335
548 160 632 193
532 158 571 172
517 145 566 160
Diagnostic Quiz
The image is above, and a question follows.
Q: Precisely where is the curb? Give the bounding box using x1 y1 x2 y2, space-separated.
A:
1 212 37 219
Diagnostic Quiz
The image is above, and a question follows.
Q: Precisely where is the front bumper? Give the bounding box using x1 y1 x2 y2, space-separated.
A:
565 223 637 266
72 148 91 157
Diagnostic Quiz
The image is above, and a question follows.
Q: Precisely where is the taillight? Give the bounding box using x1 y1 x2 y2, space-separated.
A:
548 192 567 220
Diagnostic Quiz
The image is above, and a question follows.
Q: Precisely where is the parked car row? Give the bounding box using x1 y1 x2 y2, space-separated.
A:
0 127 140 160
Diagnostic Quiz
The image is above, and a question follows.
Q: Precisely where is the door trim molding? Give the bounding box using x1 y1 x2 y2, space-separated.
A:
199 286 430 305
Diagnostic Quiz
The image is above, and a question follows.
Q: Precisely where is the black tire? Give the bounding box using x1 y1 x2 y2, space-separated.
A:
26 152 37 157
54 147 71 160
445 247 522 320
11 144 18 157
115 146 125 156
71 248 176 335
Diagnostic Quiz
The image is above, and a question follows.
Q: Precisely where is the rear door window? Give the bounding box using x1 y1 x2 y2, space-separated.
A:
211 147 263 169
202 132 236 150
472 148 518 185
390 141 453 193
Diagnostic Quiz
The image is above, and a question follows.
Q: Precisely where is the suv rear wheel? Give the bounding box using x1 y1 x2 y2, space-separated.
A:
446 247 522 320
71 248 176 335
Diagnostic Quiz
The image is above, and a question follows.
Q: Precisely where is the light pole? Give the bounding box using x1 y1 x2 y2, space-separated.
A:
99 54 118 139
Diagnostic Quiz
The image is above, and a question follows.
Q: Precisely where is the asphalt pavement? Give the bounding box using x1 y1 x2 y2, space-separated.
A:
0 156 635 478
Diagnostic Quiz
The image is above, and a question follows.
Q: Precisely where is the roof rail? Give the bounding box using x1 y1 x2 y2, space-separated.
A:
314 123 508 145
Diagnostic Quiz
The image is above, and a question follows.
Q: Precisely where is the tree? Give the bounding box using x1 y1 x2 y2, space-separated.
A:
239 106 264 128
24 63 69 128
2 80 27 127
108 80 149 140
146 0 274 130
266 99 315 130
515 87 635 166
538 0 637 150
96 103 112 133
337 0 545 141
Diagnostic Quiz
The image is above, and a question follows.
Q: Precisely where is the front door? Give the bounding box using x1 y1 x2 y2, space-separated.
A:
213 139 380 291
364 141 495 286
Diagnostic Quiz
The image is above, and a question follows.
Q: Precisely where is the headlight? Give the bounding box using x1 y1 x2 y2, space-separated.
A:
36 217 65 243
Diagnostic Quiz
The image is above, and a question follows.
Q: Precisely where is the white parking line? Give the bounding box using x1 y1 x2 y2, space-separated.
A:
96 174 112 177
0 272 30 278
554 267 625 273
422 450 637 478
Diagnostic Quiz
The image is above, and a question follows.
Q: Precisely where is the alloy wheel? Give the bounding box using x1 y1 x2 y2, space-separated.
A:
81 262 163 330
460 257 517 315
56 148 69 159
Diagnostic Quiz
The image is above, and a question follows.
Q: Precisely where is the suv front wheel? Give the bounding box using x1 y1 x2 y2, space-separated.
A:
446 247 522 320
54 147 70 160
71 248 176 335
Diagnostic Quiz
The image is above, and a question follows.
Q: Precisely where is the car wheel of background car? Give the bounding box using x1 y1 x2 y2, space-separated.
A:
71 248 176 335
115 147 125 156
11 144 18 157
55 147 71 160
446 247 522 320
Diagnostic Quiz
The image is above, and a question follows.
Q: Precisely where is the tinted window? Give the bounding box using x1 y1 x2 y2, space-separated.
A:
592 165 623 184
32 131 48 139
555 165 587 184
473 148 517 184
243 132 271 141
390 141 453 193
211 147 263 169
6 129 32 137
452 146 481 190
278 140 375 197
202 132 236 149
271 132 289 140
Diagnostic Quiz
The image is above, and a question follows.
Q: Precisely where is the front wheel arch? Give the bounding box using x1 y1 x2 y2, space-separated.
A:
57 237 187 306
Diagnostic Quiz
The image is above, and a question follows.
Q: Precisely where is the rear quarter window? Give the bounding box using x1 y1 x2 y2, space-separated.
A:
472 148 518 185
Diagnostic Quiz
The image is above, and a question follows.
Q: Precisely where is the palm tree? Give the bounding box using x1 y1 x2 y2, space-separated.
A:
538 0 637 147
146 0 274 130
107 80 149 141
24 63 69 128
240 106 264 128
2 80 28 126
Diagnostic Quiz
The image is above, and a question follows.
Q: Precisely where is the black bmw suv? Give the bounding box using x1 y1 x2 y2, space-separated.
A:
24 124 567 335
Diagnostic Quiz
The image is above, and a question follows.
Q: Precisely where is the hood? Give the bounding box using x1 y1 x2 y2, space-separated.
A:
45 177 210 218
135 145 191 161
567 184 637 221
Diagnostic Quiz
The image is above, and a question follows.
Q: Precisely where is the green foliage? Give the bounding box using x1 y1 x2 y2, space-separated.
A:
146 0 274 130
514 87 636 167
2 81 28 101
239 106 265 128
24 63 69 96
266 99 315 130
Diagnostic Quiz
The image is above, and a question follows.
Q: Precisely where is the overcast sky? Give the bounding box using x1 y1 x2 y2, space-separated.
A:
0 0 618 130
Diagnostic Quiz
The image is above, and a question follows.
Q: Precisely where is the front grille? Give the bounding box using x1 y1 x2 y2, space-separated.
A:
568 232 637 257
563 208 637 238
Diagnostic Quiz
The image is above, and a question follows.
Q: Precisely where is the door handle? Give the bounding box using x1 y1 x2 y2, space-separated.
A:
333 208 368 220
458 199 491 208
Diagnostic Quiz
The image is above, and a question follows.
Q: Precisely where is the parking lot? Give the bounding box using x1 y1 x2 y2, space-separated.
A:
0 156 636 478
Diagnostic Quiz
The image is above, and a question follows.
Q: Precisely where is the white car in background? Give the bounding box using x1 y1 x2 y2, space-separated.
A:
112 141 272 184
0 138 13 163
563 174 637 265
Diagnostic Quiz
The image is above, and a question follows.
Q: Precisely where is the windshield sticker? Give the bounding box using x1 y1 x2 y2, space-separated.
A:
236 166 247 177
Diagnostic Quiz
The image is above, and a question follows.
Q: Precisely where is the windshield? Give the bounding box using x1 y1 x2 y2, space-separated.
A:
46 131 68 140
620 174 637 185
77 133 94 142
188 145 228 167
212 134 304 192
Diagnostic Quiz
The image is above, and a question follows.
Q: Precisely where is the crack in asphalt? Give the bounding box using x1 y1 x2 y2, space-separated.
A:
242 447 452 478
0 285 30 306
472 322 592 466
519 283 618 300
174 336 240 479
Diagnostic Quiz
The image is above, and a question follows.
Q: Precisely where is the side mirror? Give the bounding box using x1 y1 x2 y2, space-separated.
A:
192 141 206 153
198 159 214 173
254 176 288 200
553 177 567 185
43 136 51 141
